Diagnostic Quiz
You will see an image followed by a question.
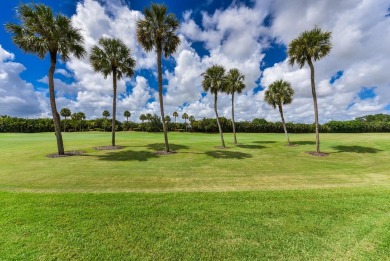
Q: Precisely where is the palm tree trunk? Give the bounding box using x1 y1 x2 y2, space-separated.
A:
214 93 225 147
112 68 117 147
49 52 64 155
157 49 169 152
278 103 290 145
231 92 237 144
308 58 320 153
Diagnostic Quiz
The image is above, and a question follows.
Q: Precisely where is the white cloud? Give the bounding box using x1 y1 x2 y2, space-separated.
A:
0 45 46 117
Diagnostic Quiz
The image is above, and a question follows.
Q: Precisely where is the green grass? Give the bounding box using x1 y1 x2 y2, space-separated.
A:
0 132 389 259
0 132 389 192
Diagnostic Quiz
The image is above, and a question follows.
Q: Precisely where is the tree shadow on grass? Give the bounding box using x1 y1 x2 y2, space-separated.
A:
253 141 276 144
205 150 252 159
291 141 316 145
236 144 266 149
145 143 189 151
96 150 159 161
332 145 382 154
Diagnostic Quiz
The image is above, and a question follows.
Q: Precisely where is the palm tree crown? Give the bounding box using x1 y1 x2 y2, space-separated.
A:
136 4 180 57
264 80 294 109
5 4 86 61
90 37 135 80
201 65 226 94
288 26 332 68
103 110 110 118
224 69 245 95
60 108 71 120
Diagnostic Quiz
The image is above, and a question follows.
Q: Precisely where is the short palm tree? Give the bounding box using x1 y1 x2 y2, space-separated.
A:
102 110 110 119
124 110 131 122
60 108 71 132
182 113 189 131
224 68 245 144
77 112 86 132
6 4 85 155
137 3 181 153
139 114 147 131
189 115 195 129
288 27 332 153
201 65 226 147
265 80 294 145
164 115 171 131
90 37 135 146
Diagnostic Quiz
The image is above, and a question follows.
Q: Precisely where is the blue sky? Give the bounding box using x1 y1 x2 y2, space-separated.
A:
0 0 390 123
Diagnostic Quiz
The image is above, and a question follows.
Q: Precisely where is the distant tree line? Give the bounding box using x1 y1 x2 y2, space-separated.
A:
2 114 390 134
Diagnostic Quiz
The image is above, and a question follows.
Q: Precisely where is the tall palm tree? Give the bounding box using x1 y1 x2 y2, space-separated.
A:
201 65 226 148
264 80 294 145
137 4 181 153
60 108 71 132
173 111 179 128
224 68 246 144
6 4 85 155
288 27 332 153
182 113 189 131
90 37 135 146
124 110 131 122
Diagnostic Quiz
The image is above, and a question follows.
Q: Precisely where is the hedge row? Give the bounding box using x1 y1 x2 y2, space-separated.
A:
1 115 390 133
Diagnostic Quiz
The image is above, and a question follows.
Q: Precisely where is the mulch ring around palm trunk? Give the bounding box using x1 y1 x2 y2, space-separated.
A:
46 151 85 158
286 143 298 147
306 151 329 157
93 146 125 150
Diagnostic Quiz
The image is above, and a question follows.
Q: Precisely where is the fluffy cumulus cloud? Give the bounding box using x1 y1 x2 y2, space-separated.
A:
0 45 47 117
3 0 390 122
261 0 390 123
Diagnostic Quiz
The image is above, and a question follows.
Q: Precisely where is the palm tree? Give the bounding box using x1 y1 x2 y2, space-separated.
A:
182 113 189 132
201 65 226 147
224 68 246 144
124 110 131 122
288 27 332 153
6 4 85 155
173 111 179 128
164 115 171 131
146 113 152 122
265 80 294 145
77 112 86 132
90 37 135 146
139 114 147 131
102 110 110 119
60 108 71 132
189 115 195 130
137 3 181 153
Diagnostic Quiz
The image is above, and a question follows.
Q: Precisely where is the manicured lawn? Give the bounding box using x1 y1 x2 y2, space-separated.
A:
0 132 389 259
0 132 389 192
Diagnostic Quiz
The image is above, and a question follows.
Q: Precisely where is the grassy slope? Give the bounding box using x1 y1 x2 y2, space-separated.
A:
0 132 389 259
0 132 389 192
